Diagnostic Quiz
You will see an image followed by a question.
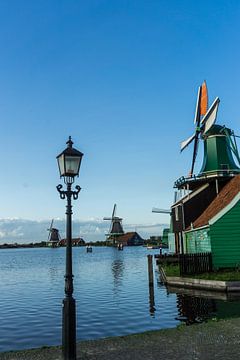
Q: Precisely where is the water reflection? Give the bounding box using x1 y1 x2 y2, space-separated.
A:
111 258 124 293
48 248 62 284
167 285 240 325
176 294 217 325
148 282 155 317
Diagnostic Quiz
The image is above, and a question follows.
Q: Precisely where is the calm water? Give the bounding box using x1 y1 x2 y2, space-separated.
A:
1 246 240 352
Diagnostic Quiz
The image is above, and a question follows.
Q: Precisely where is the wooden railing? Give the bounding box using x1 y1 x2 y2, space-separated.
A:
179 252 213 276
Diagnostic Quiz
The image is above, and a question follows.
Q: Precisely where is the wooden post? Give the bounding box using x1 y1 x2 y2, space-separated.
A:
147 255 154 286
147 255 155 315
160 242 162 257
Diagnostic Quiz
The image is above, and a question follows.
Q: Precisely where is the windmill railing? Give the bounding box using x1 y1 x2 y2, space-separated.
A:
174 170 239 188
179 252 213 276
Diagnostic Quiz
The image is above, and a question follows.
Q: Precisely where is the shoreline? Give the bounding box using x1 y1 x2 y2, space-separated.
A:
1 317 240 359
159 266 240 293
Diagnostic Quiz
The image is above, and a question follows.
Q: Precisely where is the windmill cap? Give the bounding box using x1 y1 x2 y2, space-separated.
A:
204 124 232 136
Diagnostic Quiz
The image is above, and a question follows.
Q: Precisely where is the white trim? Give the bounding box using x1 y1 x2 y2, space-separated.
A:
209 192 240 225
184 224 209 233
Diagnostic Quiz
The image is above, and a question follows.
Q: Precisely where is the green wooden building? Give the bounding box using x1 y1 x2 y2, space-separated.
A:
184 175 240 269
162 228 170 247
172 83 240 266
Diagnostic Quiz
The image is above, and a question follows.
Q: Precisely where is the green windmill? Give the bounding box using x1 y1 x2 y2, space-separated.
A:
199 124 240 176
176 81 240 190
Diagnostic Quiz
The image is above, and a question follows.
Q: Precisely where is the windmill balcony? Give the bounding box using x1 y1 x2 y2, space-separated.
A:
174 170 239 191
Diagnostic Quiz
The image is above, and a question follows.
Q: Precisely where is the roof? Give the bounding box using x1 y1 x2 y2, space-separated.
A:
188 175 240 230
117 232 142 243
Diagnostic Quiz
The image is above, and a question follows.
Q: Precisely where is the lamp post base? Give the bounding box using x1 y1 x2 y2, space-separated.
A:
62 297 76 360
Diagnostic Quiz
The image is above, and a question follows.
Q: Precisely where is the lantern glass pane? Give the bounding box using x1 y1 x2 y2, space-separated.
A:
65 156 80 175
58 154 65 176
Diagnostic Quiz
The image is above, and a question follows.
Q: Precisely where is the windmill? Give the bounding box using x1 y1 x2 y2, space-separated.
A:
180 81 220 177
103 204 124 245
47 219 61 247
171 82 240 256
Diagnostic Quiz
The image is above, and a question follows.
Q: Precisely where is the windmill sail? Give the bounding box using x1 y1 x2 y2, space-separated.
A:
190 138 200 176
190 83 203 176
202 97 220 134
47 219 54 241
193 86 201 124
180 133 195 152
112 204 116 218
181 80 218 177
200 81 208 116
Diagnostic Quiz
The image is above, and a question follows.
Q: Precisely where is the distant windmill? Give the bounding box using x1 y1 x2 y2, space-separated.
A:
103 204 124 245
47 219 61 247
180 81 220 177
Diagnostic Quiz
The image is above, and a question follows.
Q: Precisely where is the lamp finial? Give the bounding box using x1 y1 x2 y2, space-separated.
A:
66 136 73 148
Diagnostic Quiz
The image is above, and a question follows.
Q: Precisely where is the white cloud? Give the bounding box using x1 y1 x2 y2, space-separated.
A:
0 231 6 238
0 218 169 244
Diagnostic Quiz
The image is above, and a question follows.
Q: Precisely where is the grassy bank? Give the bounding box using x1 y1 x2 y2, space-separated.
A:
163 264 240 281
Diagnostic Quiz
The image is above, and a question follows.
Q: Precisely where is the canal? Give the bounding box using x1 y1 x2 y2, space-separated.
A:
1 246 240 352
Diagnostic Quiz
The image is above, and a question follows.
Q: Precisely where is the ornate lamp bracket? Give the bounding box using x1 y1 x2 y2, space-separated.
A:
72 185 81 200
57 184 81 200
57 184 66 199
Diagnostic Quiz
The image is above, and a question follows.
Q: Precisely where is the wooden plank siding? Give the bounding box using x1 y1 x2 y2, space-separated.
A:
210 201 240 269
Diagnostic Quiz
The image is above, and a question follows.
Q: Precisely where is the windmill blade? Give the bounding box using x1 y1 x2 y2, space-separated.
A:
200 80 208 116
180 133 195 152
152 207 171 214
112 204 117 218
193 86 201 124
201 97 220 135
108 219 113 235
190 134 200 176
181 83 203 152
188 83 204 175
103 217 113 220
47 219 54 241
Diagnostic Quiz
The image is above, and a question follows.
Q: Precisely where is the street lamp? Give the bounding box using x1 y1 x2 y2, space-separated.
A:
56 136 84 360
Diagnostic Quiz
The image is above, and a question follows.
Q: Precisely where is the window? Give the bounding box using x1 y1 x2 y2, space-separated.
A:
175 206 179 221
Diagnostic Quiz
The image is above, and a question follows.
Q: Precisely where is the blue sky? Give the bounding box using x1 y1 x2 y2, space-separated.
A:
0 1 240 242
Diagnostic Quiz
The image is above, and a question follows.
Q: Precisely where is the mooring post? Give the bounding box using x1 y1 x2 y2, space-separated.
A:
147 254 155 315
147 254 154 286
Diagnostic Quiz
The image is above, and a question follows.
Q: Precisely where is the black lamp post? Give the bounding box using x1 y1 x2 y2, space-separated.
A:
56 136 83 360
